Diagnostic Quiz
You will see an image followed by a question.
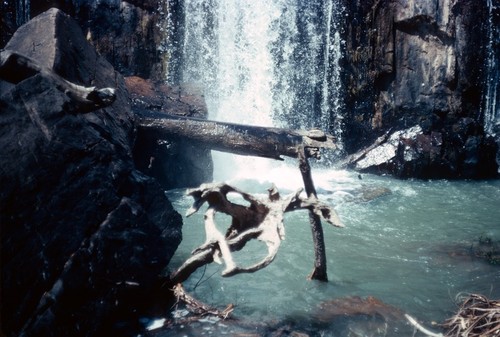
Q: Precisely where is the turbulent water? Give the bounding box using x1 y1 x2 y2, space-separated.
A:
158 170 500 336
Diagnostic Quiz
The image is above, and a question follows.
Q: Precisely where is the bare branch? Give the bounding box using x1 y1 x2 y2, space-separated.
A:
173 283 234 319
169 181 344 284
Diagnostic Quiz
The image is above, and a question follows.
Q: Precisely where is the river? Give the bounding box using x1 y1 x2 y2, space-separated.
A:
150 165 500 336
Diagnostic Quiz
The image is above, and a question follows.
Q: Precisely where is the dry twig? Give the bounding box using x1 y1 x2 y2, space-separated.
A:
442 293 500 337
173 283 234 320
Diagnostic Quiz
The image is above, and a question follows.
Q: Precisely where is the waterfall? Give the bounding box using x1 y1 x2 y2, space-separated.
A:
174 0 345 180
16 0 30 26
483 0 500 137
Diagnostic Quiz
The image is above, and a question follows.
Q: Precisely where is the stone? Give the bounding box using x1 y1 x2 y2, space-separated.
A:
73 0 174 81
125 76 214 189
0 9 182 336
341 0 498 178
345 121 497 179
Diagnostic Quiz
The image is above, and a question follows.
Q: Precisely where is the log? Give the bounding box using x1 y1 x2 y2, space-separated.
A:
136 110 337 160
0 49 116 113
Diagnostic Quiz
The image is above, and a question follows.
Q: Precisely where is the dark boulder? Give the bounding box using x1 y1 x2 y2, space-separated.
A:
344 120 498 179
0 8 182 337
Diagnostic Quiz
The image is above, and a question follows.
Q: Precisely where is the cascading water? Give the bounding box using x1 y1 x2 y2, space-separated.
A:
483 0 500 169
483 0 500 137
15 0 30 26
174 0 345 181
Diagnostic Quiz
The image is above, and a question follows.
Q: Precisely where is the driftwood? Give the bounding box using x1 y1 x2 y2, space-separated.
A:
405 315 444 337
137 106 342 283
136 110 337 160
1 50 342 284
442 293 500 337
173 283 234 319
169 182 344 284
0 49 116 113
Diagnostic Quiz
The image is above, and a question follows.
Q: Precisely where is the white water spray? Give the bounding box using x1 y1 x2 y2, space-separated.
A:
483 0 500 137
177 0 344 183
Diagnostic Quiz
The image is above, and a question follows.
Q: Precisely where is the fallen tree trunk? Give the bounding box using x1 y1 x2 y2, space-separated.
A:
136 110 337 160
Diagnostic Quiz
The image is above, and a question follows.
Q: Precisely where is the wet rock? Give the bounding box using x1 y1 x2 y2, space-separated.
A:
436 236 500 265
315 296 404 322
341 0 498 177
354 186 392 202
0 9 182 337
126 76 213 189
312 296 413 337
76 1 174 81
345 122 498 179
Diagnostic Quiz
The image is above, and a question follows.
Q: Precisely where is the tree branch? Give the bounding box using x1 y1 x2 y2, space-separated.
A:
297 146 329 281
169 182 344 284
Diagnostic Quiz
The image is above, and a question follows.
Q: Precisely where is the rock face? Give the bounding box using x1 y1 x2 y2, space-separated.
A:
1 0 178 81
1 1 213 189
72 0 175 81
0 9 182 336
2 0 497 179
125 76 213 189
340 0 498 178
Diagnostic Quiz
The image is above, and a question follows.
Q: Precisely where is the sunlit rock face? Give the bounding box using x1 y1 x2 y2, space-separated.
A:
0 9 182 336
341 0 498 178
346 122 498 179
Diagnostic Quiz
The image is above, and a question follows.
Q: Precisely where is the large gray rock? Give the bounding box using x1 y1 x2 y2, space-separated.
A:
0 9 182 336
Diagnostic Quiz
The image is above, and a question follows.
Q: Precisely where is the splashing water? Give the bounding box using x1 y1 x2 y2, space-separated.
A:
176 0 345 181
164 173 500 336
158 4 500 336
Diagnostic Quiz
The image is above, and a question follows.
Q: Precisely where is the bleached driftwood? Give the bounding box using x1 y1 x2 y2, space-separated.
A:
169 183 344 284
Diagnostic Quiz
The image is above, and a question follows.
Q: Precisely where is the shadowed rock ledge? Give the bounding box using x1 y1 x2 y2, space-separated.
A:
0 9 182 337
